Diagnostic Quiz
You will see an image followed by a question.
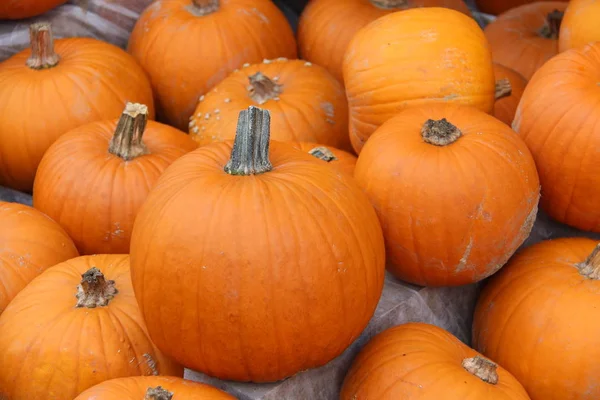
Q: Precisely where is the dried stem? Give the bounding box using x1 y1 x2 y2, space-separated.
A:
421 118 462 146
370 0 409 9
188 0 219 16
248 72 283 105
108 103 150 161
462 356 499 385
539 10 564 39
26 22 60 69
495 78 512 100
309 146 338 162
144 386 174 400
576 244 600 280
75 267 118 308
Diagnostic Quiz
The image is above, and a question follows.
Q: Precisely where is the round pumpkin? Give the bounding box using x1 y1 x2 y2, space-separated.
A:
0 254 183 400
559 0 600 52
513 42 600 232
0 0 67 19
0 22 154 193
32 103 197 255
354 103 540 286
128 0 297 131
493 64 528 126
341 322 531 399
484 2 568 80
130 106 386 382
473 237 600 400
297 0 472 83
0 201 78 314
291 142 357 176
343 7 495 154
476 0 568 15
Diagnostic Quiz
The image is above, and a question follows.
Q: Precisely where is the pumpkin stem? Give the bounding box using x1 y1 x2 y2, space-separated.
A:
144 386 174 400
75 267 118 308
225 106 273 175
539 10 564 39
495 78 512 100
189 0 219 16
576 244 600 280
421 118 462 146
26 22 60 69
248 72 283 105
309 146 338 162
370 0 409 9
108 103 150 161
462 356 499 385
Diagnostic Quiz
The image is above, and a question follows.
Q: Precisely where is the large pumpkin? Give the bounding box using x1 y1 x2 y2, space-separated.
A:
343 7 495 154
559 0 600 52
473 238 600 400
128 0 297 131
341 323 531 399
493 64 528 126
0 201 78 314
0 22 154 192
189 58 350 150
297 0 472 83
130 106 386 382
476 0 568 15
0 0 67 19
354 103 540 286
0 255 182 400
292 142 357 176
513 42 600 232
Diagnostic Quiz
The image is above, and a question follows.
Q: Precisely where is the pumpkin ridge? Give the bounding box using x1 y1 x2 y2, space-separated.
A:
462 355 499 384
421 118 462 146
75 267 118 308
108 103 151 161
145 386 173 400
187 0 219 16
248 72 283 105
26 22 59 69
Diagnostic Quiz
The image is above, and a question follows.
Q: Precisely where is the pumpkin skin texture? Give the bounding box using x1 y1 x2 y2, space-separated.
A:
130 107 386 382
292 142 357 176
493 64 528 126
476 0 568 15
341 323 531 399
473 238 600 400
297 0 472 83
343 7 495 154
354 104 540 287
0 0 67 19
0 201 78 314
33 103 197 255
128 0 297 132
0 255 183 400
513 43 600 232
559 0 600 53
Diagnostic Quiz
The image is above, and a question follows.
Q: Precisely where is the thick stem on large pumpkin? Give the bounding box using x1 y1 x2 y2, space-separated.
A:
370 0 408 9
576 244 600 279
26 22 59 69
462 356 499 385
421 118 462 146
75 267 118 308
309 146 338 162
539 10 564 39
225 106 273 175
248 72 283 105
108 103 150 161
145 386 174 400
495 79 512 100
189 0 219 16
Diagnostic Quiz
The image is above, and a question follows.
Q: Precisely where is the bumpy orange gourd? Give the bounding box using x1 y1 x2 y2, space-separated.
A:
0 201 78 314
344 7 495 154
513 42 600 232
476 0 568 15
0 0 67 19
128 0 297 131
189 58 350 150
0 255 182 400
130 106 385 382
342 323 531 399
33 103 197 255
559 0 600 52
0 23 154 193
484 2 568 80
292 142 357 176
493 64 527 126
354 103 540 286
473 238 600 400
297 0 471 83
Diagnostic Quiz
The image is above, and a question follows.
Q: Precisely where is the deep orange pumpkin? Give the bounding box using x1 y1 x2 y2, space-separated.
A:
292 142 357 176
493 64 528 126
559 0 600 52
476 0 568 15
0 0 68 19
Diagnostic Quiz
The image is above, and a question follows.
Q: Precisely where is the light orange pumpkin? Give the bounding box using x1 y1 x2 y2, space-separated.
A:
476 0 568 15
292 142 357 176
559 0 600 52
0 0 68 19
493 64 528 126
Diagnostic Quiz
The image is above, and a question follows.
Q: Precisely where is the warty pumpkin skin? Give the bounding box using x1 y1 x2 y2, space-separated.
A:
341 323 531 399
0 201 78 314
0 0 68 19
343 7 496 154
128 0 297 131
354 103 540 287
476 0 568 15
130 106 386 382
292 142 357 176
493 64 528 126
0 22 154 193
0 254 183 400
559 0 600 53
473 238 600 400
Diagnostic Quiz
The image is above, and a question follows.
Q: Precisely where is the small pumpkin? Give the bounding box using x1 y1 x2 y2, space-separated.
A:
341 322 531 399
559 0 600 52
476 0 568 15
354 103 540 286
493 64 527 126
0 255 182 400
0 0 67 19
292 142 357 176
33 103 197 255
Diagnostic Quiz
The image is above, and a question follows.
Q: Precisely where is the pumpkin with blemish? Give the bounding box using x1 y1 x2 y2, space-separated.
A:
559 0 600 52
493 64 527 126
292 142 357 176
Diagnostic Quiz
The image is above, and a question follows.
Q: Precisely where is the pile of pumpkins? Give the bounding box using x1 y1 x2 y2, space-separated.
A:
0 0 599 399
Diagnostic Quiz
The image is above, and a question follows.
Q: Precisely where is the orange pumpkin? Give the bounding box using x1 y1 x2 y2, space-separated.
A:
130 106 385 382
0 22 154 193
354 103 540 286
32 103 197 255
0 255 182 400
493 64 528 126
0 201 78 314
292 142 357 176
473 238 600 400
342 323 531 399
513 42 600 232
0 0 67 19
559 0 600 52
128 0 297 131
297 0 472 83
484 2 568 80
343 7 495 154
476 0 568 15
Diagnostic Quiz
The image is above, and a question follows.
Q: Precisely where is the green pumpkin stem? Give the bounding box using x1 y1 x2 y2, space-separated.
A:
495 79 512 100
370 0 408 9
248 72 283 105
144 386 174 400
421 118 462 146
576 244 600 280
539 10 564 39
189 0 219 15
108 103 150 161
26 22 60 69
309 146 338 162
462 356 499 385
75 267 118 308
225 106 273 175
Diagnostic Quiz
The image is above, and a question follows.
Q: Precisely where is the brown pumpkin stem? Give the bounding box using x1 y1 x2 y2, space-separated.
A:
309 146 338 162
370 0 408 9
75 267 118 308
144 386 174 400
248 72 283 105
108 103 150 161
539 10 564 39
421 119 462 146
576 244 600 280
189 0 219 16
462 356 499 385
495 79 512 100
26 22 60 69
225 106 273 175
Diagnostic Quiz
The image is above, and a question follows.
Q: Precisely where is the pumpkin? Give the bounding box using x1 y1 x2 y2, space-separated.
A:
32 103 197 255
476 0 568 15
343 7 496 154
0 254 182 400
341 322 531 399
513 42 600 232
129 106 386 382
354 103 540 286
128 0 297 132
473 238 600 400
0 201 78 314
0 0 68 19
559 0 600 52
0 22 154 193
297 0 472 83
493 64 528 126
292 142 357 176
484 2 568 80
